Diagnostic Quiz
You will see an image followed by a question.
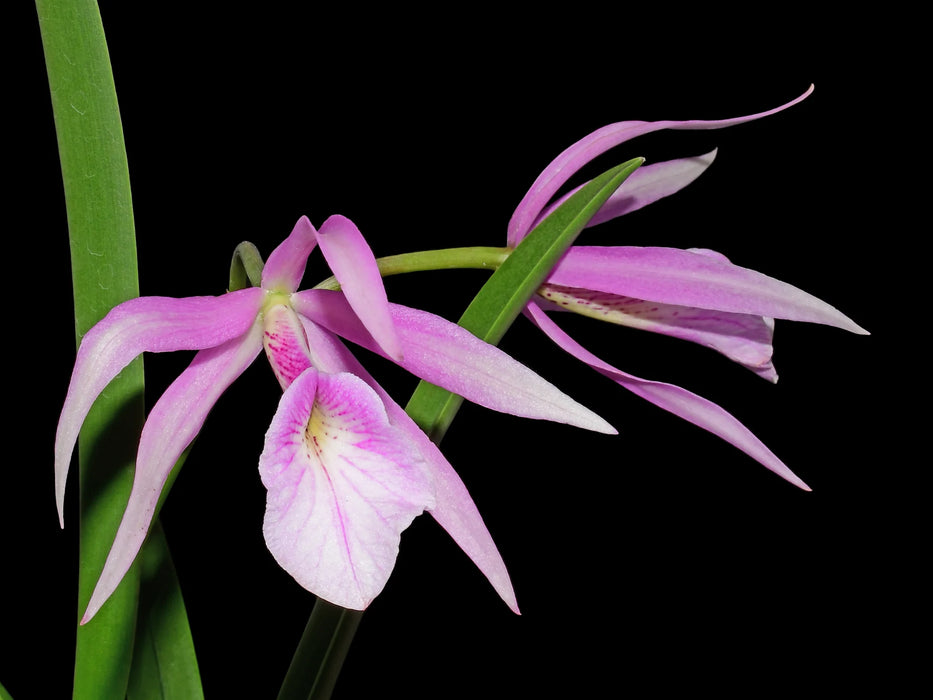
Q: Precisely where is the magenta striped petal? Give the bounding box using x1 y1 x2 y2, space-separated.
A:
81 319 265 622
261 216 318 293
524 302 810 490
54 288 263 525
297 317 520 613
292 289 616 435
546 246 868 334
315 215 404 362
508 86 814 244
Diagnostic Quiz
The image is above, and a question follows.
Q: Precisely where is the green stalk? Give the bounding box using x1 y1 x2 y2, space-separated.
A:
312 246 510 290
277 602 364 700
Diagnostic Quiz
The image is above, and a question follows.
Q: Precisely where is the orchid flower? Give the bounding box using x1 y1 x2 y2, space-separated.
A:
56 214 615 622
509 85 868 490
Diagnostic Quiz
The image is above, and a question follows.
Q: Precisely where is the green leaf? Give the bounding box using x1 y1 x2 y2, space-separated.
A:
406 156 644 440
127 522 205 700
126 448 203 699
36 1 201 696
37 0 142 694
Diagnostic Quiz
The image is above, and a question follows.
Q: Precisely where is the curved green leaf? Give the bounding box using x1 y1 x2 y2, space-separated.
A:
406 156 644 441
127 522 204 700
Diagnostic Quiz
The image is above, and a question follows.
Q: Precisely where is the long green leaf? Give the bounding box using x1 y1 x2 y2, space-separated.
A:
36 1 201 696
127 522 205 700
283 156 642 700
127 446 203 699
406 156 644 441
37 0 142 694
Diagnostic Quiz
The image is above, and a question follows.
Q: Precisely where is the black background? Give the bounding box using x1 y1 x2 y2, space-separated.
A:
8 4 915 698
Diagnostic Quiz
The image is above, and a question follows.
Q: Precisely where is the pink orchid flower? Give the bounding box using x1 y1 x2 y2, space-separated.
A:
56 214 615 622
509 85 868 490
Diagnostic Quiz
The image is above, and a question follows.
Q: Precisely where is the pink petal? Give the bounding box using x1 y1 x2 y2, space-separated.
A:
259 366 435 610
524 302 811 490
297 317 520 613
315 215 404 362
261 216 318 293
55 288 263 525
547 246 868 334
534 150 718 233
508 86 814 244
292 289 616 435
81 319 265 623
537 284 778 382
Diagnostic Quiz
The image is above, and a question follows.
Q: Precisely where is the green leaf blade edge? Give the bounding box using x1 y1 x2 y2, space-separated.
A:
406 156 644 440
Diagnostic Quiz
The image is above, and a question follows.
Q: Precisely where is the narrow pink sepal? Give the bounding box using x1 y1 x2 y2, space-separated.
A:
389 401 522 614
547 246 868 334
508 86 814 244
296 317 520 613
54 288 263 526
533 150 718 233
260 366 434 610
292 289 616 434
525 302 811 490
315 215 404 362
261 216 319 293
80 320 265 623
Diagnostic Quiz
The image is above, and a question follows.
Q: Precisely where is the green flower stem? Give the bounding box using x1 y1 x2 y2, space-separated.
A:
312 246 511 290
277 602 364 700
